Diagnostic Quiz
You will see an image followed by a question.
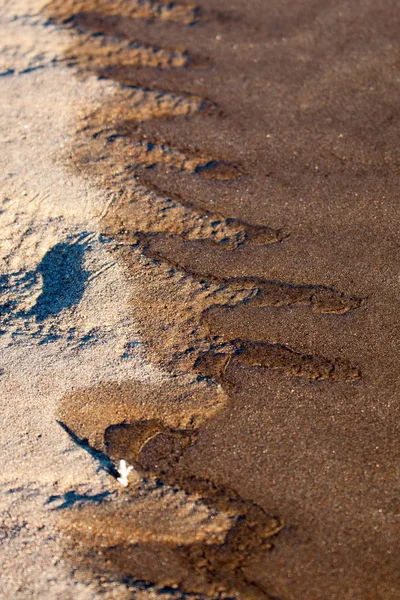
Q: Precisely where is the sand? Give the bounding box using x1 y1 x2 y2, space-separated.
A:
1 1 399 599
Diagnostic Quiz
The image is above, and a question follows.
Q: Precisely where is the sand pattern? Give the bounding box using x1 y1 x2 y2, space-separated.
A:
2 0 399 599
31 1 372 598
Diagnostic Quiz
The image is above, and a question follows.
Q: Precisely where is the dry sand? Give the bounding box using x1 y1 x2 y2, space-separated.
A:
1 1 399 599
1 2 166 598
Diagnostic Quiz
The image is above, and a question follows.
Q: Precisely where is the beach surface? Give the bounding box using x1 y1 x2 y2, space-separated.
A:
0 1 399 599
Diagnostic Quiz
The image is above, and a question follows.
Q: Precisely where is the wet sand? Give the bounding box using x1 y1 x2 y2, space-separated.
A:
2 0 400 599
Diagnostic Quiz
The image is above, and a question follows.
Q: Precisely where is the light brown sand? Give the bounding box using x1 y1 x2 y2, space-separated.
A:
1 1 399 599
0 2 168 598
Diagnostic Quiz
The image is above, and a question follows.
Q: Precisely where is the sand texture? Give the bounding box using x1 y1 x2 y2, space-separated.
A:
1 1 399 599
